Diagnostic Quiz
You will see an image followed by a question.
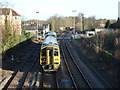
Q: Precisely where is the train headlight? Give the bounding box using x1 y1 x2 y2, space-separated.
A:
42 58 46 61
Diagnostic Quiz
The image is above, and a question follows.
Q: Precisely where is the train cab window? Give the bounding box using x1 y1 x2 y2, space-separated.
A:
54 51 58 56
49 50 52 56
42 50 46 56
52 35 55 37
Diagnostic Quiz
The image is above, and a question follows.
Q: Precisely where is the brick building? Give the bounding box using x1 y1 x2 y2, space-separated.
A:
0 8 22 35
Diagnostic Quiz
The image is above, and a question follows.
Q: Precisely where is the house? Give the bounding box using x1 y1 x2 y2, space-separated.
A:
38 24 50 34
37 24 50 39
0 8 22 35
22 20 49 36
22 20 50 39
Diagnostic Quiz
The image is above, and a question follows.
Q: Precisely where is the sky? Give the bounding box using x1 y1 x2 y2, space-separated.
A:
9 0 120 20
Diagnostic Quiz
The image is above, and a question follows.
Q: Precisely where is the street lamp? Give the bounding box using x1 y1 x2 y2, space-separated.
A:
72 10 76 29
80 13 84 31
36 11 39 40
81 13 84 31
72 10 76 39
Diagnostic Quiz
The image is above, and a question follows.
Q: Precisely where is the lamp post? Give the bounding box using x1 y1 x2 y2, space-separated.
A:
72 10 76 39
79 13 84 31
72 10 76 29
82 13 84 31
36 11 39 40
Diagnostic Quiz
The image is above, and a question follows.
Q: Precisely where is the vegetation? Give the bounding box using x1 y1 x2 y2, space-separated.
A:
0 0 12 8
2 16 31 54
71 30 120 87
105 20 111 28
47 15 116 32
72 37 119 87
47 15 73 32
110 18 120 29
86 30 120 60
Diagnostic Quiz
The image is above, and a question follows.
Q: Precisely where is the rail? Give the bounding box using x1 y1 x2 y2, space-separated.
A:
3 47 39 89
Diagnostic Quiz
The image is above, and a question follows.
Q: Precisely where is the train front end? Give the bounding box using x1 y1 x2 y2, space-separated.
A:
40 46 60 72
40 32 60 72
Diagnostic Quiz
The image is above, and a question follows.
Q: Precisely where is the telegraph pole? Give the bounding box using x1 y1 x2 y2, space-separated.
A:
81 13 84 31
36 11 39 40
79 12 84 31
72 10 76 39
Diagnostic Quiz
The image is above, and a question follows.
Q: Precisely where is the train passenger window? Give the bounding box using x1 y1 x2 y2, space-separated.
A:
54 51 58 56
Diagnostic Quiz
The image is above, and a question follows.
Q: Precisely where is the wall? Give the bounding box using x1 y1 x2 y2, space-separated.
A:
0 9 22 35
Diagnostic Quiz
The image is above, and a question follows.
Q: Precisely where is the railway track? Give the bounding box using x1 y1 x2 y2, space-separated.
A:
3 47 40 89
21 56 39 88
40 72 59 88
61 40 93 89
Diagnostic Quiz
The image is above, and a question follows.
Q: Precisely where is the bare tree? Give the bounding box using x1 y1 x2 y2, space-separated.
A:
94 31 105 53
0 0 8 7
47 15 73 32
0 0 12 8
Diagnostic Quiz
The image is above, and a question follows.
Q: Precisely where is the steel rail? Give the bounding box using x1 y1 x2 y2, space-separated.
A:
60 41 78 88
65 40 93 89
40 72 59 88
54 72 60 88
21 56 39 88
3 47 40 89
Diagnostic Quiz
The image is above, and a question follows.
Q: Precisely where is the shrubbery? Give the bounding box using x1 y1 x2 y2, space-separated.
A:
2 17 31 54
89 30 120 60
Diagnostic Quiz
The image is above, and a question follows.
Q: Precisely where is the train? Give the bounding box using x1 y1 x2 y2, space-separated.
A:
40 32 61 72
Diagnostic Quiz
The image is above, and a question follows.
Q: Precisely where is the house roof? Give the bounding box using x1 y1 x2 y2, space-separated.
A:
0 8 21 16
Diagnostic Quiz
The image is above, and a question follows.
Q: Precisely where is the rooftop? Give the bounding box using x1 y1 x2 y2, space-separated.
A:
0 8 21 16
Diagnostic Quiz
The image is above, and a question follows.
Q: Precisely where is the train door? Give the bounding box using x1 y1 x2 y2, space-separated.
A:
46 50 50 64
46 48 54 65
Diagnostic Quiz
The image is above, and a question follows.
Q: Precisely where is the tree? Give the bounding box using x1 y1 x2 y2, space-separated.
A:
116 17 120 29
84 16 101 30
2 16 17 52
105 20 111 28
94 32 105 53
0 0 10 7
47 15 73 32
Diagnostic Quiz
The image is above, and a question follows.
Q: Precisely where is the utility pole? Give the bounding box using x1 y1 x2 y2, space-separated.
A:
72 10 76 39
36 11 39 40
81 13 84 31
79 12 84 31
72 10 76 29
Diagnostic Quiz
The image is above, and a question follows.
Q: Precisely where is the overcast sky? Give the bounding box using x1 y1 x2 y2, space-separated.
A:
10 0 120 20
